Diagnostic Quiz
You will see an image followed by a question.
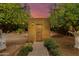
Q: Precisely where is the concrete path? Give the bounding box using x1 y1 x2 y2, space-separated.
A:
28 42 49 56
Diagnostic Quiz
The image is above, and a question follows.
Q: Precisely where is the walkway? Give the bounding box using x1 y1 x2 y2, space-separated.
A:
28 42 49 56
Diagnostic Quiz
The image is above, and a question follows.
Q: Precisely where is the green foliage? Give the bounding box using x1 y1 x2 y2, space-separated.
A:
0 3 29 32
16 28 25 33
50 49 61 56
17 43 33 56
25 44 33 51
44 38 58 50
49 4 79 34
44 38 61 56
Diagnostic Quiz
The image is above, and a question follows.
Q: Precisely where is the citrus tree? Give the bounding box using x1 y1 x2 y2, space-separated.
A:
0 3 29 32
49 4 79 48
49 4 79 34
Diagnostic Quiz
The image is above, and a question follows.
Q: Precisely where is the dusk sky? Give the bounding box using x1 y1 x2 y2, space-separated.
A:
29 3 52 18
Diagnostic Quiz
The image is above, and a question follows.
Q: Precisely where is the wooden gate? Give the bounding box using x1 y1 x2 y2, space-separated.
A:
28 18 50 42
36 24 42 41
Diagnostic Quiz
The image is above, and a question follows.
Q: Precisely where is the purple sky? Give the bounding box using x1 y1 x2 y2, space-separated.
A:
29 3 52 18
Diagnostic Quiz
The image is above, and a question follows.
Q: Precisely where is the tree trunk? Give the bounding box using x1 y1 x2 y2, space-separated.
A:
74 31 79 49
69 31 79 49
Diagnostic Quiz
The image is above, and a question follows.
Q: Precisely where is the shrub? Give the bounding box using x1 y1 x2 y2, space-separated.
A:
44 38 61 56
17 43 33 56
50 49 61 56
44 38 58 50
25 44 33 51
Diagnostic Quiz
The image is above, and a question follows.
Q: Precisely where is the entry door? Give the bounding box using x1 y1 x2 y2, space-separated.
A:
36 24 42 41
